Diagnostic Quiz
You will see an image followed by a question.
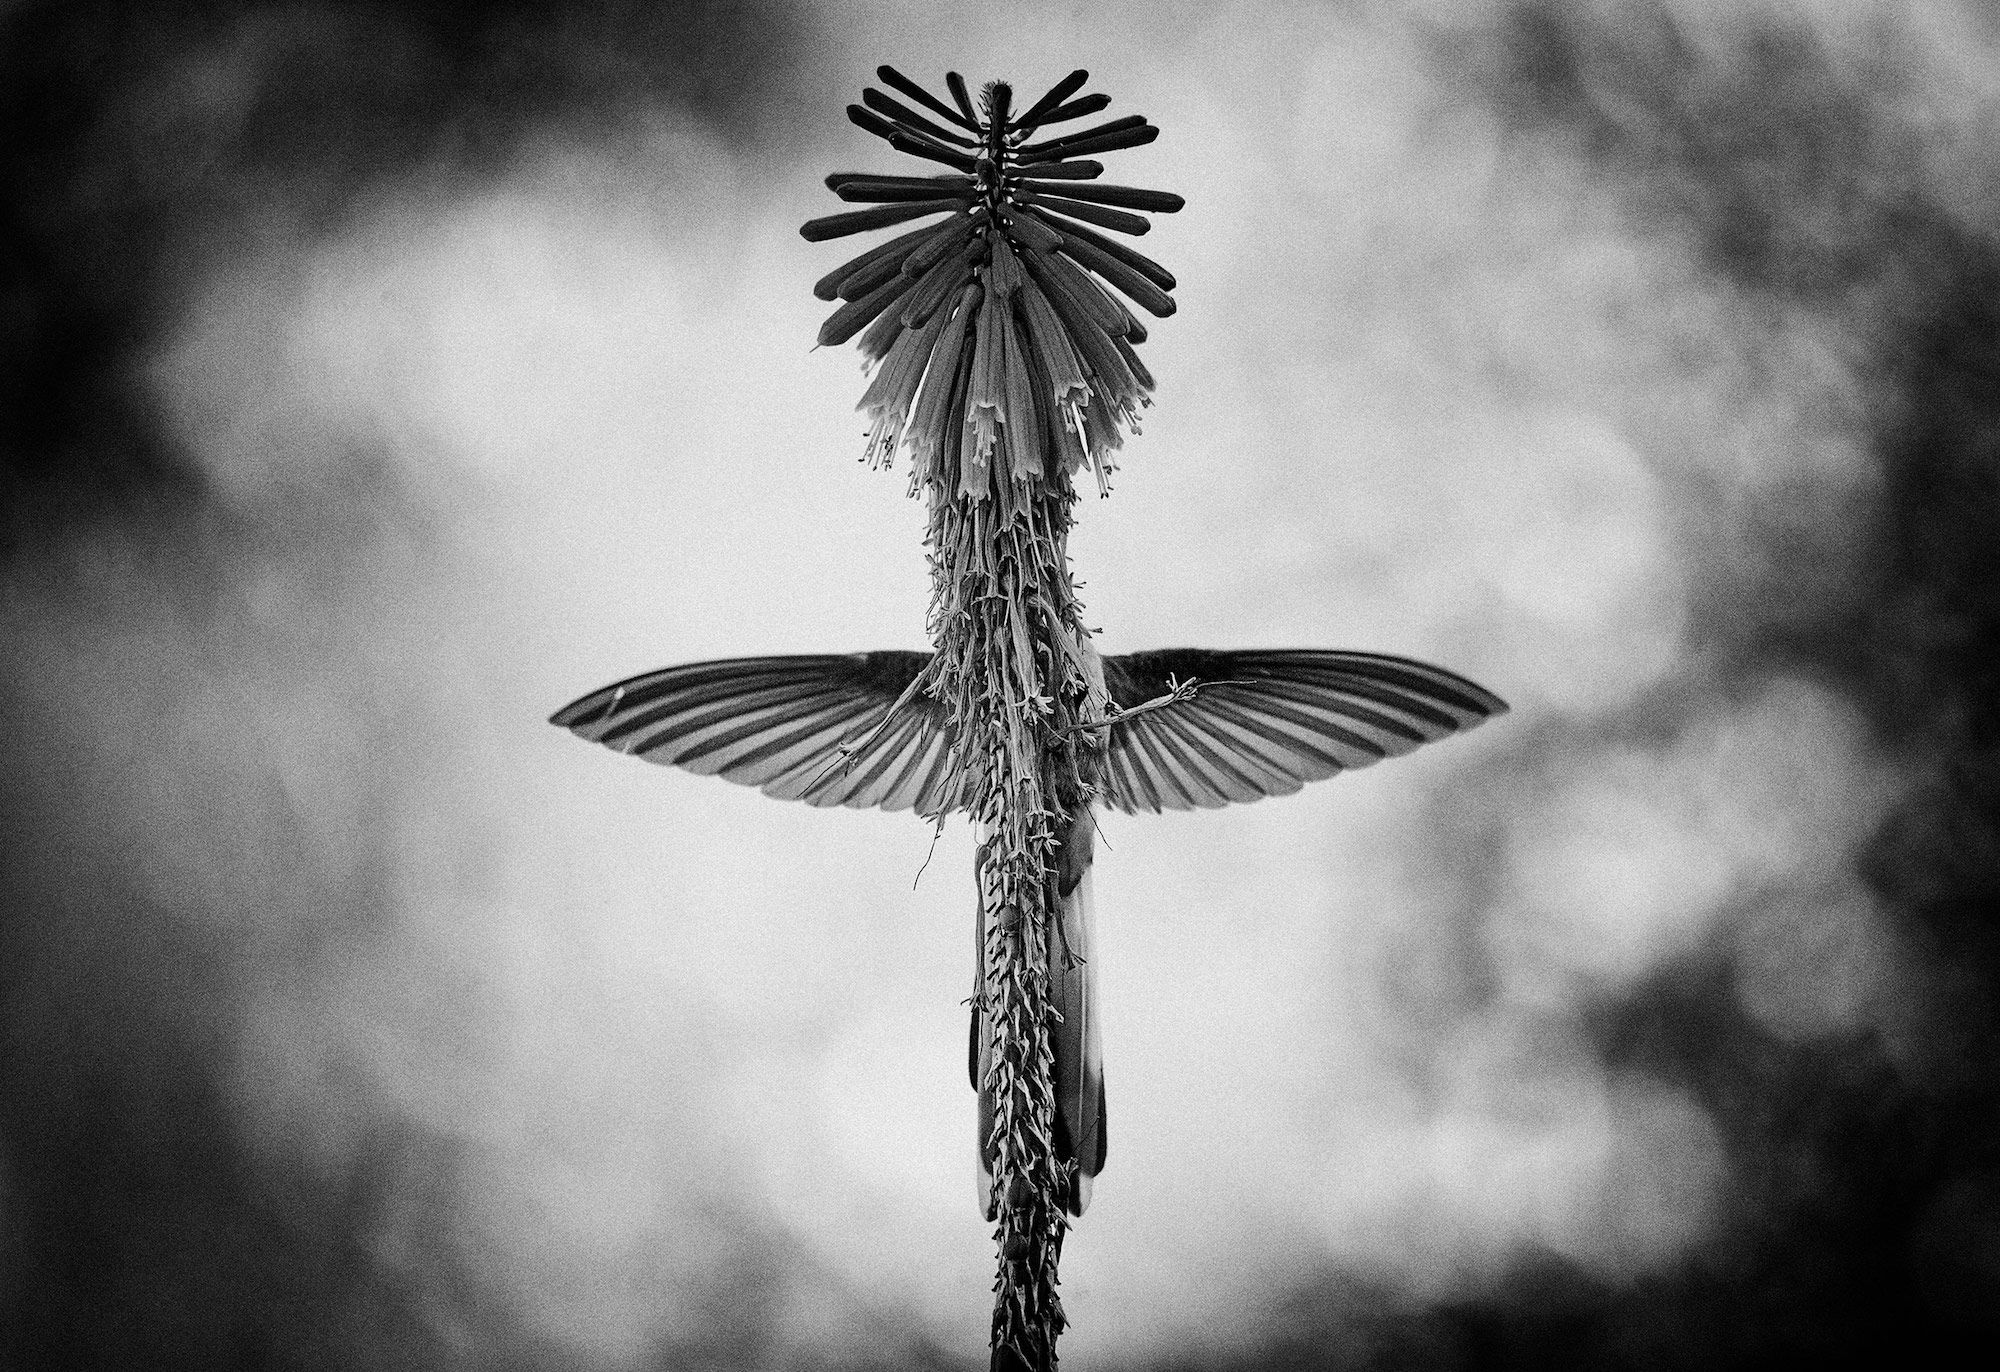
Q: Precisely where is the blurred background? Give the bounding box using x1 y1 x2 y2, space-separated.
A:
4 0 1998 1366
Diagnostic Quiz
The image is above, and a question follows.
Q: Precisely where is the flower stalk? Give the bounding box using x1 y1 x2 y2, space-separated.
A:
802 66 1181 1370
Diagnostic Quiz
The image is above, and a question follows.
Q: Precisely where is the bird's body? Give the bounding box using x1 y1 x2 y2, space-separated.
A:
550 637 1506 1215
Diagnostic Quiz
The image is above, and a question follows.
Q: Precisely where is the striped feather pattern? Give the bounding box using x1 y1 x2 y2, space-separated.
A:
551 647 1506 819
1095 649 1508 815
548 652 957 815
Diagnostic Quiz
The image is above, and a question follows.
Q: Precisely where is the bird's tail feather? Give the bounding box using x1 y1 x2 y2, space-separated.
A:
1050 818 1106 1215
973 811 1105 1218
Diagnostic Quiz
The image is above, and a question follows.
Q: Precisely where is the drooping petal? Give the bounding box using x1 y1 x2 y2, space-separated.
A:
835 220 961 302
1030 209 1178 290
802 199 966 242
908 284 981 483
1043 221 1176 316
1014 159 1103 181
877 64 980 132
901 250 978 328
847 105 979 170
862 87 980 148
819 272 916 347
1011 69 1089 129
1015 92 1111 133
962 289 1004 486
999 308 1042 482
1014 114 1148 160
944 71 978 126
815 214 967 301
1014 182 1183 213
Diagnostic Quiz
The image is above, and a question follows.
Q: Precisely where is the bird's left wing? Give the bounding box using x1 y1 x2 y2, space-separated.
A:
549 652 958 813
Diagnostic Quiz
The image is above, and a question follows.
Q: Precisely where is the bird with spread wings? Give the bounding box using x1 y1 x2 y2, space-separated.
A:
550 66 1505 1372
550 647 1504 1202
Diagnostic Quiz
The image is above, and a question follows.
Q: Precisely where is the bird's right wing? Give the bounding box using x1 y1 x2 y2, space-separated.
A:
549 651 958 814
1095 648 1507 814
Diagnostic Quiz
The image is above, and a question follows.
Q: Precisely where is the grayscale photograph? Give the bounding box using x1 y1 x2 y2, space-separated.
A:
1 1 1993 1368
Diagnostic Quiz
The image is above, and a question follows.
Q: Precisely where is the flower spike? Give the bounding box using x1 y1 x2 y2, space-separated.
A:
799 85 1184 1357
801 70 1181 489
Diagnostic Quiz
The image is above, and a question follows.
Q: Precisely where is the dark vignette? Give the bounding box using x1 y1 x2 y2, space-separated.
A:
0 4 816 1368
1153 6 2000 1369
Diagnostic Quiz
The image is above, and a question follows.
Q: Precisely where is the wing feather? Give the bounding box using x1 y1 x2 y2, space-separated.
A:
1150 708 1276 804
674 695 880 774
1121 716 1203 811
1141 710 1247 806
554 647 1504 820
1177 696 1317 791
808 709 925 809
592 678 827 754
844 715 925 811
1104 733 1159 815
1096 649 1506 815
550 652 956 815
907 732 962 817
